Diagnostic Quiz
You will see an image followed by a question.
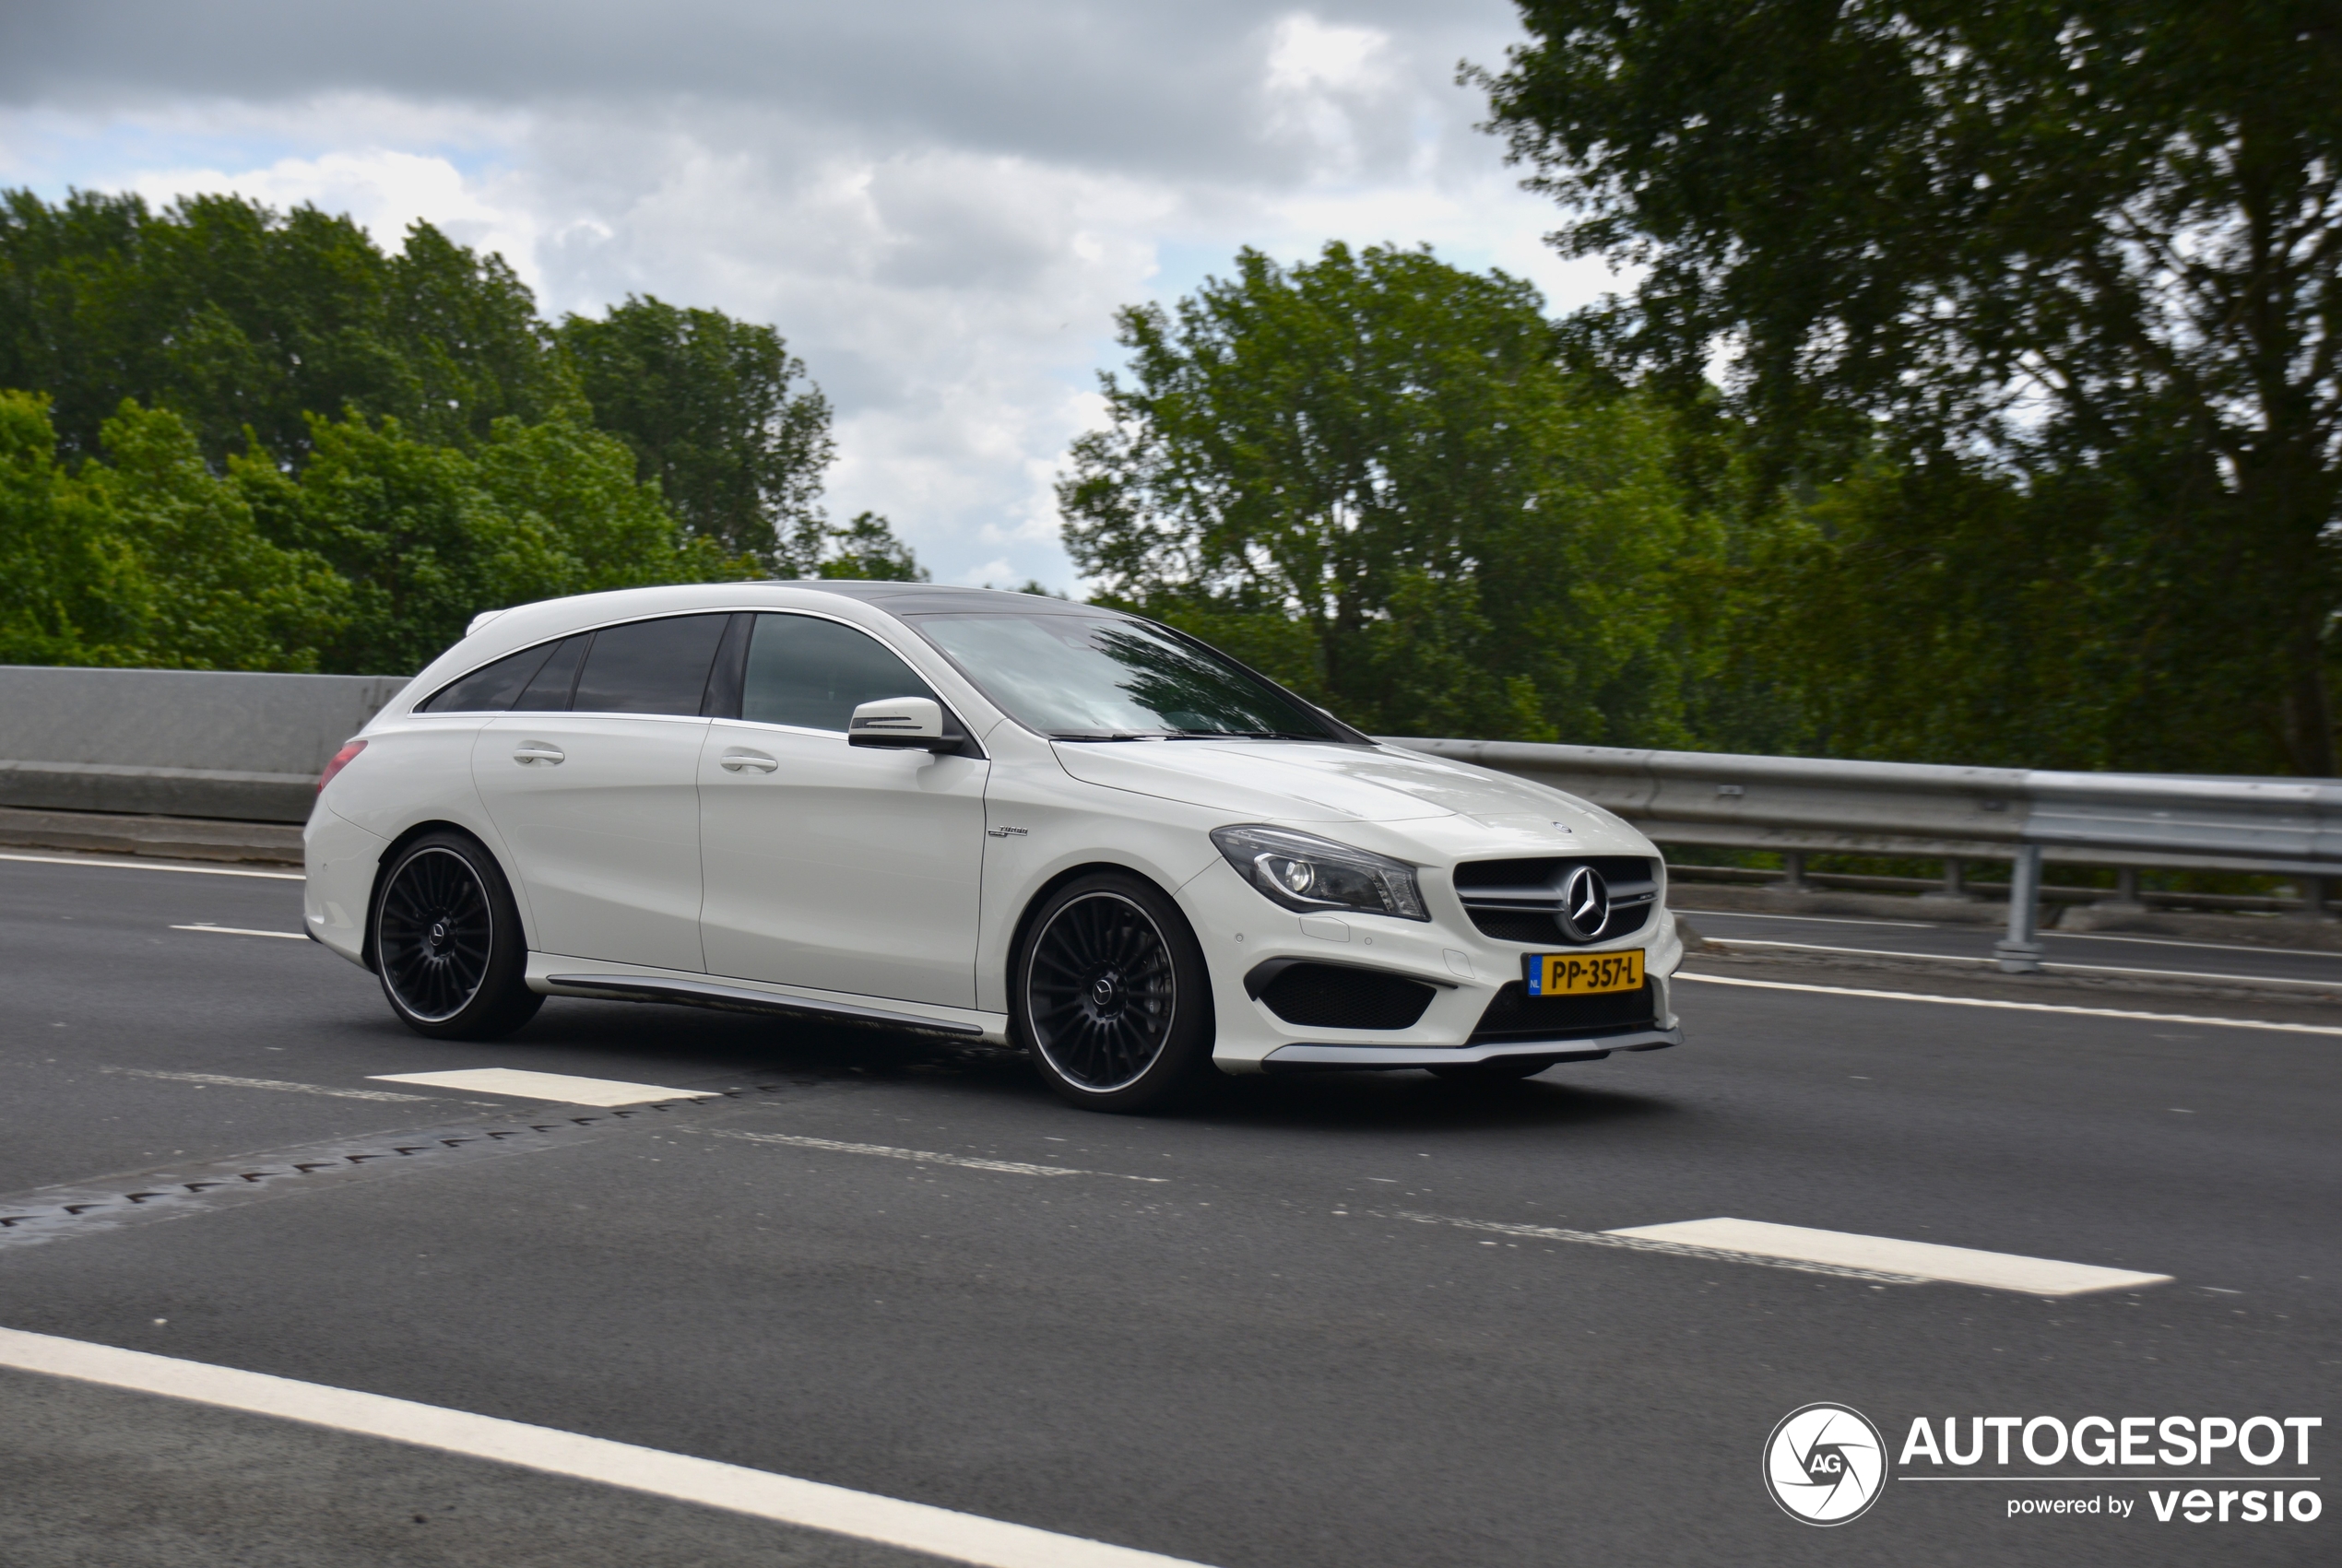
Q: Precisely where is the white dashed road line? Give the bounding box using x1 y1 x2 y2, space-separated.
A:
1601 1219 2172 1296
170 924 308 940
1674 971 2342 1035
368 1068 708 1107
687 1126 1169 1182
0 852 302 880
101 1067 443 1103
0 1326 1214 1568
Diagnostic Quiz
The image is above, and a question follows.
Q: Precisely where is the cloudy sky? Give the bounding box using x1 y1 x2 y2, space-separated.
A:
0 2 1616 589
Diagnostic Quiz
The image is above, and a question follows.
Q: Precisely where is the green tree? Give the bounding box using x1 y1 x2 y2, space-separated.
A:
235 405 752 674
0 392 347 669
1474 1 2342 773
1060 242 1723 742
556 295 834 568
814 511 929 581
0 190 550 467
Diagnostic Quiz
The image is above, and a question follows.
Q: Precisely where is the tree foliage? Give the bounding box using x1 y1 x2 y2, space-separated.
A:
1060 242 1738 743
1474 0 2342 773
556 295 834 569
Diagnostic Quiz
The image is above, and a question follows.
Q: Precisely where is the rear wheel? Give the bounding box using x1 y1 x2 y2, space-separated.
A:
373 831 542 1040
1014 872 1215 1113
1427 1055 1555 1082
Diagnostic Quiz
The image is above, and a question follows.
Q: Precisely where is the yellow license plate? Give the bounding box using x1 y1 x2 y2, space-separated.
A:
1525 949 1645 996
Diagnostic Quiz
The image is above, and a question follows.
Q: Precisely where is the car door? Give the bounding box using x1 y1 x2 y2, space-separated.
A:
473 613 728 973
698 611 989 1007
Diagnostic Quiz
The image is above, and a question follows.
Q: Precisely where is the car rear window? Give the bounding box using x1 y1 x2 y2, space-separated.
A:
739 613 938 732
571 615 730 716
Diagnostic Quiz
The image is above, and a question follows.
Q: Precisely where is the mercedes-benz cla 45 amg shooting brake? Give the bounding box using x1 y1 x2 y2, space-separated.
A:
306 583 1685 1111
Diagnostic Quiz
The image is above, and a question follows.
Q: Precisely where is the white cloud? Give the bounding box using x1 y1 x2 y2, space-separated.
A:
0 3 1613 593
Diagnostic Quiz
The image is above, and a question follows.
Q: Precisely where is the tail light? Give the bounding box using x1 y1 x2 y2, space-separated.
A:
317 739 367 794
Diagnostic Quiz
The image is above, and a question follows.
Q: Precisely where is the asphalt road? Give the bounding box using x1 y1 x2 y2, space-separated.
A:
3 850 2334 1567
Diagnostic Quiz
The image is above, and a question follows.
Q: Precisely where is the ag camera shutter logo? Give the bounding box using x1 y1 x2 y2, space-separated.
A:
1764 1403 1887 1525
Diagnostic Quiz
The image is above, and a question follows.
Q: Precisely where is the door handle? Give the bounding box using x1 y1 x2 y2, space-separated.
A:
719 749 778 773
512 743 564 765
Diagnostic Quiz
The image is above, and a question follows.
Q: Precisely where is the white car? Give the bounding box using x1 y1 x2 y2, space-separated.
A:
305 583 1685 1110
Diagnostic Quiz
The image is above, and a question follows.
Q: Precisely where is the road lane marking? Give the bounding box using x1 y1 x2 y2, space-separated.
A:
0 1326 1213 1568
1387 1210 1926 1283
689 1126 1169 1182
171 924 308 940
1674 971 2342 1035
0 852 302 879
102 1067 440 1103
1600 1219 2171 1297
1706 937 2342 990
369 1068 708 1107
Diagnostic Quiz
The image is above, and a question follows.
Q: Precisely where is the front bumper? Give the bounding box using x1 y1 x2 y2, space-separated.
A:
1175 856 1683 1072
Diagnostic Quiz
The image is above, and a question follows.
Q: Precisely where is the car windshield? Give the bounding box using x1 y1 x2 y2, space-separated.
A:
901 611 1344 741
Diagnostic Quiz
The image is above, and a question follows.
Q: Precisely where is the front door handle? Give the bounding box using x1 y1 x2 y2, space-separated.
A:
719 749 778 773
512 743 565 765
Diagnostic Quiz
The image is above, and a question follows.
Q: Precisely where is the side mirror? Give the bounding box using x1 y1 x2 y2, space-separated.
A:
848 696 957 752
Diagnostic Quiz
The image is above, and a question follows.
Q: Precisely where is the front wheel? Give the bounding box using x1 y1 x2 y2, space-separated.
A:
373 831 543 1040
1014 872 1215 1113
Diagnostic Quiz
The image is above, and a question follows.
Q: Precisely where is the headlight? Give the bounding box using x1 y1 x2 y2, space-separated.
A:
1210 825 1428 921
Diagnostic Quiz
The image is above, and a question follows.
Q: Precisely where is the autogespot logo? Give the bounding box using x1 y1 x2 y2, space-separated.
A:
1765 1403 1888 1525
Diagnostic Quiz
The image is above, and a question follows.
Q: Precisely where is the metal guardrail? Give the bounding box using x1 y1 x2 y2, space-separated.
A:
1384 738 2342 973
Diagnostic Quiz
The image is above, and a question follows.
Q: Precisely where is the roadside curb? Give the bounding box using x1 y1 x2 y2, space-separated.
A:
1679 938 2342 1012
0 806 302 867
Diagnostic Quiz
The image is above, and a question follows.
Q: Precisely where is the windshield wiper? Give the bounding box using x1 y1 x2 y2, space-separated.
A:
1165 728 1330 742
1047 731 1153 742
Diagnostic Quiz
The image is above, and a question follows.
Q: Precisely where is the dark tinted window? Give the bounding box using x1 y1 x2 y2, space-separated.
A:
740 614 938 731
512 633 589 711
571 615 729 715
417 642 559 713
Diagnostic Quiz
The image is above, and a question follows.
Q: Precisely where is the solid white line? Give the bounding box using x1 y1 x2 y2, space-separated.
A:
171 924 308 941
1600 1219 2170 1297
368 1068 706 1107
1674 970 2342 1036
0 851 302 880
692 1126 1168 1182
103 1067 440 1103
0 1326 1212 1568
1709 937 2342 990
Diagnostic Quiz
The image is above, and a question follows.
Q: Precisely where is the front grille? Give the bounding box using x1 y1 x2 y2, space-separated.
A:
1451 855 1659 946
1255 963 1437 1031
1469 981 1656 1043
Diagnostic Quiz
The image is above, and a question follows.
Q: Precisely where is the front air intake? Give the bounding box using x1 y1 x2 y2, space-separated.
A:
1247 961 1437 1032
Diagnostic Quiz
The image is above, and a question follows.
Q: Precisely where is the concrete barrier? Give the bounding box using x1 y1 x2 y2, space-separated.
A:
0 666 409 823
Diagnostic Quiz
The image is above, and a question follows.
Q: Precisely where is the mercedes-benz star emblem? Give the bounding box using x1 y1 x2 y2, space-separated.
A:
1557 865 1610 941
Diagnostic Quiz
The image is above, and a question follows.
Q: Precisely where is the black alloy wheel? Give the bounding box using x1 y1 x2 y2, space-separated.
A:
373 831 543 1040
1016 872 1214 1112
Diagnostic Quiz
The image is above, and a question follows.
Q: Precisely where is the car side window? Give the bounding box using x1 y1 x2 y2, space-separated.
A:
417 641 562 713
740 613 939 732
511 633 590 711
570 615 730 716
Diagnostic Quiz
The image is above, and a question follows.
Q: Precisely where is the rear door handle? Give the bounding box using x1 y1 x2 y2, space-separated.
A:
512 744 564 765
719 749 778 773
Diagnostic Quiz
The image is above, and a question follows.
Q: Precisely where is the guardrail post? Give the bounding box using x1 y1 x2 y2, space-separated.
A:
1777 851 1810 893
1922 856 1978 902
2297 874 2331 924
1993 845 2044 973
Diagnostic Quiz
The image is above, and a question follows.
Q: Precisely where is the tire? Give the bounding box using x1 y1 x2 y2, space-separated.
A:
1013 871 1216 1113
373 831 543 1040
1427 1056 1555 1083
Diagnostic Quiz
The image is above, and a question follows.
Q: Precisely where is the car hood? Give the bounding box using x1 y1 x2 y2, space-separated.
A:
1050 739 1613 828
